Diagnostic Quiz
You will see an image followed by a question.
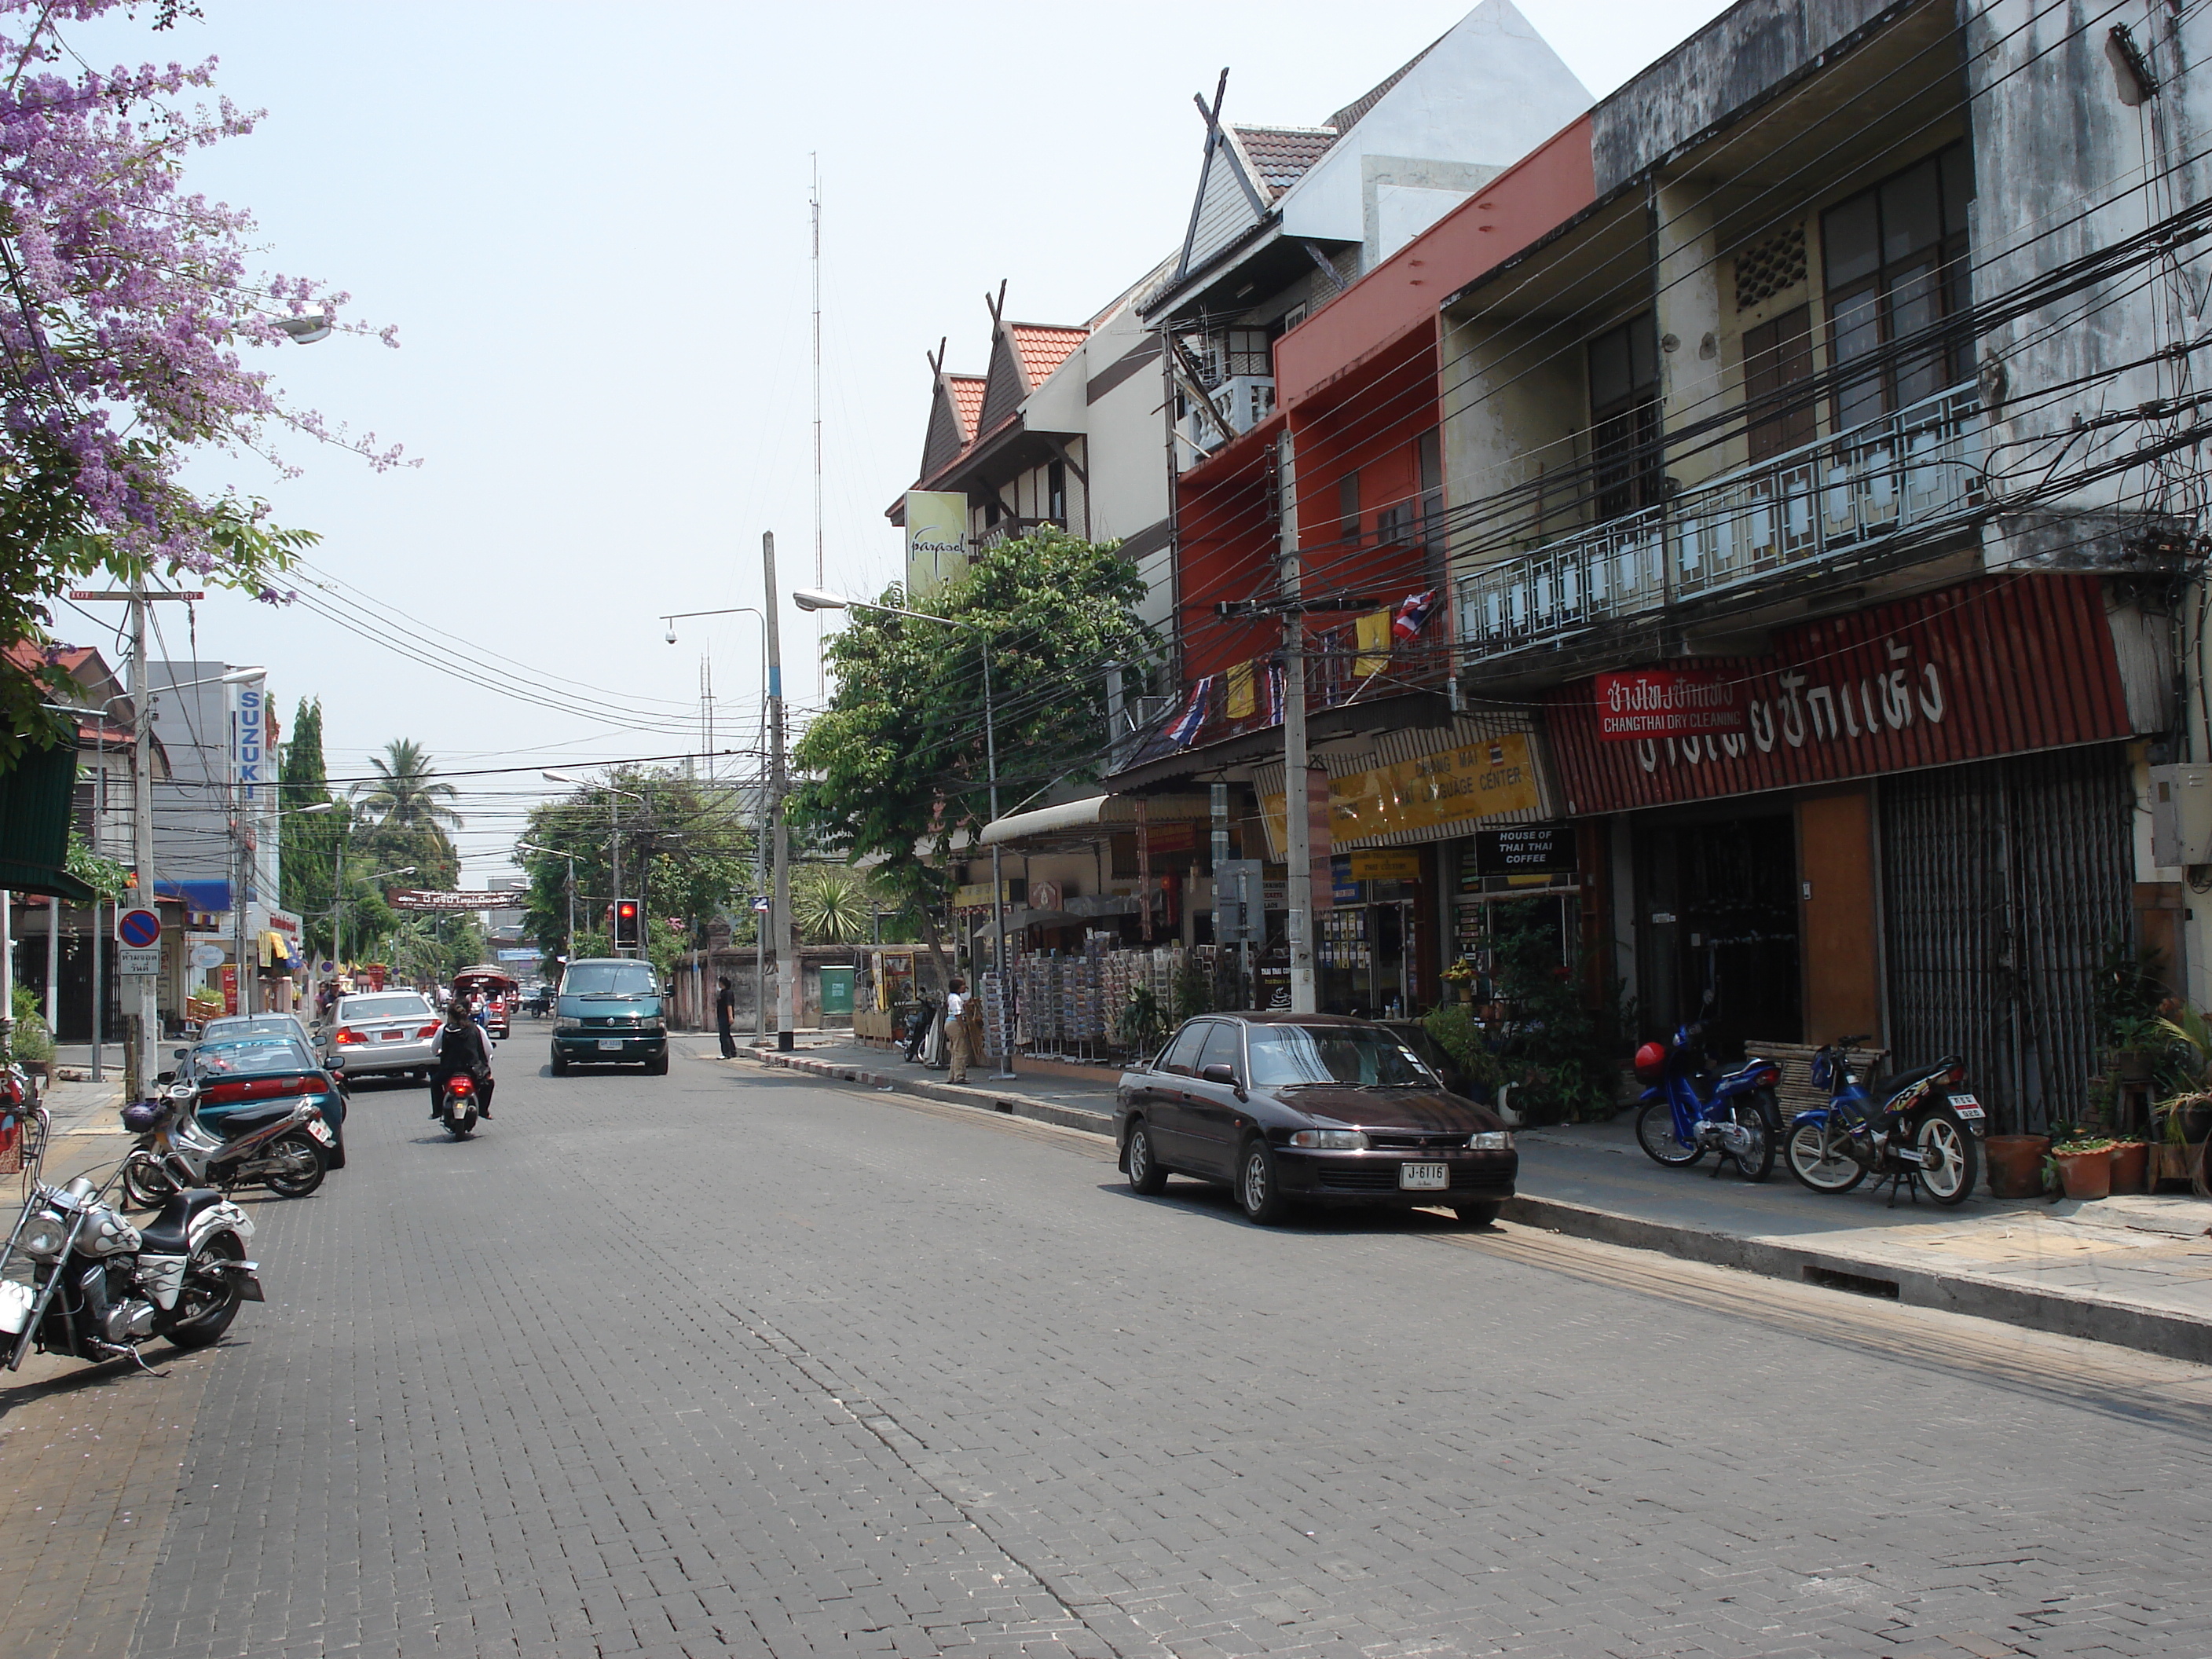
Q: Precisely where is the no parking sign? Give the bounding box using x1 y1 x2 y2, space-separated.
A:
116 906 163 977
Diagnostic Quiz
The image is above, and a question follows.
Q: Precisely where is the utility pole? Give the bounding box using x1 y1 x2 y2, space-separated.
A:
764 530 796 1049
1281 558 1317 1014
130 588 156 1093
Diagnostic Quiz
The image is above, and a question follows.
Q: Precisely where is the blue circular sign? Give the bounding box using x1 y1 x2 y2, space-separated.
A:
116 907 161 948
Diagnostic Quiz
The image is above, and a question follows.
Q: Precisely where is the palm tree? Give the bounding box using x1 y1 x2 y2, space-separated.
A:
353 738 462 833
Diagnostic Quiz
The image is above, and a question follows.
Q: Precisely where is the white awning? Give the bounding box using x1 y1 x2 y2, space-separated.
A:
978 793 1216 848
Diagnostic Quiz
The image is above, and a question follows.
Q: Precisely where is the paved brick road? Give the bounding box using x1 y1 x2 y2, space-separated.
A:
30 1030 2207 1658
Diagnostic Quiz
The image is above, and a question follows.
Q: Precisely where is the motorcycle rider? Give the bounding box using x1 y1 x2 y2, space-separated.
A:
428 997 494 1120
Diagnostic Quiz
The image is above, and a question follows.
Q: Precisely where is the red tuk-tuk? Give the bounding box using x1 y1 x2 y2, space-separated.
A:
452 965 520 1039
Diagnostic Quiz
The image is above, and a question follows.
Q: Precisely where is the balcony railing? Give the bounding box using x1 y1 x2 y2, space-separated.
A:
1455 383 1983 661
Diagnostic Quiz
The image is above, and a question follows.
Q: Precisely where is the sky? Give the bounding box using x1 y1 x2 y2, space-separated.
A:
50 0 1735 886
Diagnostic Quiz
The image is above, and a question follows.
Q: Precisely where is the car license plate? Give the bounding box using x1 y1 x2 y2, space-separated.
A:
598 1039 624 1051
1400 1163 1448 1190
306 1119 335 1146
379 1030 404 1041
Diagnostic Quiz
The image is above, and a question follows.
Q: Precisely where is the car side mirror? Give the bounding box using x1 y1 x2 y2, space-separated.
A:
1200 1063 1245 1097
171 1048 188 1061
156 1071 175 1085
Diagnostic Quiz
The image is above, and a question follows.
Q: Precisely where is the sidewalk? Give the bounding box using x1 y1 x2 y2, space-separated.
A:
736 1039 2212 1364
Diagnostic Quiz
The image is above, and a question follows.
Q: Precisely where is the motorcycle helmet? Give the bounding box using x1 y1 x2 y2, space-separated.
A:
1632 1041 1668 1082
121 1099 169 1133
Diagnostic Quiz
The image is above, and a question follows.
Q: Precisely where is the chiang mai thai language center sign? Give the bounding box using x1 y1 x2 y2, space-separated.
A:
1546 577 2137 815
1595 669 1744 741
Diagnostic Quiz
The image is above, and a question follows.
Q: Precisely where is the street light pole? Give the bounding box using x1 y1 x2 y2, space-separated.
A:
793 587 1013 1079
764 533 795 1049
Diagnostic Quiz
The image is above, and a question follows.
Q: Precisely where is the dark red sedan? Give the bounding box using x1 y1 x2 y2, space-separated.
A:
1115 1013 1517 1226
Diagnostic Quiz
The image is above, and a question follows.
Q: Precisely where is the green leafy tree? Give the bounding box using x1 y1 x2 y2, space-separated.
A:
790 529 1151 989
279 698 346 955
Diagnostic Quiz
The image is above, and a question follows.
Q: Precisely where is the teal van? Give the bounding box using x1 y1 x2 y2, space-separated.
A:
549 958 669 1076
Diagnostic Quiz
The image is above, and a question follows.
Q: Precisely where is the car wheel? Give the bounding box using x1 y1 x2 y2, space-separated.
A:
1452 1200 1503 1228
1237 1139 1291 1225
1125 1122 1169 1196
647 1051 669 1076
551 1048 569 1078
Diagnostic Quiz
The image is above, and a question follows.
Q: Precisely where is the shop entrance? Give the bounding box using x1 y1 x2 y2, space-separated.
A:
1637 813 1802 1051
1319 899 1416 1019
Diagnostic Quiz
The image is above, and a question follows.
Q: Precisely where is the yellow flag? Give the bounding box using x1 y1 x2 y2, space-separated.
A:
1225 659 1254 720
1354 610 1392 678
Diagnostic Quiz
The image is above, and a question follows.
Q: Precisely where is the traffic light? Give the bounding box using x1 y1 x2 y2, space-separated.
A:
613 899 640 950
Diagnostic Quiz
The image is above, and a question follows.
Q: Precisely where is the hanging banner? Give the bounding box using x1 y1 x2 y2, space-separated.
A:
904 490 969 599
1595 668 1745 741
389 889 528 912
1260 732 1543 855
1546 577 2137 815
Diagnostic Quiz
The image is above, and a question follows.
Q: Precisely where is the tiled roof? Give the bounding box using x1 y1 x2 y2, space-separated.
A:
1009 324 1087 388
1324 36 1441 134
1233 126 1339 198
948 375 986 441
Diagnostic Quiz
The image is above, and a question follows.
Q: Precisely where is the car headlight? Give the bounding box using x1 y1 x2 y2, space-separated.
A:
1288 1129 1368 1150
1468 1130 1514 1151
555 1018 581 1035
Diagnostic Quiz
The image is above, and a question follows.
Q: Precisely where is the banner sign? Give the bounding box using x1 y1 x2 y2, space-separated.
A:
904 490 969 599
389 889 526 912
229 681 266 805
1595 669 1744 741
1546 577 2137 815
1262 733 1543 856
496 947 539 961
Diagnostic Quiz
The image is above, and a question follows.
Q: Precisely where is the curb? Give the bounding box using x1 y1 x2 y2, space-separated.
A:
1501 1192 2212 1365
734 1049 2212 1364
740 1048 1118 1141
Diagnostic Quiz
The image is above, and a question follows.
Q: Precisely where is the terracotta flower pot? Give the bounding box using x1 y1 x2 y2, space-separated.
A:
1985 1135 2052 1199
2108 1141 2151 1195
2055 1148 2113 1201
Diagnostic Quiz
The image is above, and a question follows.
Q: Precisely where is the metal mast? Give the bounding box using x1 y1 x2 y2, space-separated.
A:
810 155 826 703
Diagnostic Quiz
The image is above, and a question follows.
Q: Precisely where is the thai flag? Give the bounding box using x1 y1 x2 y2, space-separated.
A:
1392 589 1437 642
1165 676 1214 746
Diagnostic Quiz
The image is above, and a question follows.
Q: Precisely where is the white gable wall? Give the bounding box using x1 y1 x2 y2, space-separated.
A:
1277 0 1589 266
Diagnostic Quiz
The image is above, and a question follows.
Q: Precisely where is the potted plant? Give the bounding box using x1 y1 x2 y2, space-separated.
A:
2152 1002 2212 1182
1442 958 1476 1005
2108 1136 2152 1195
1986 1130 2053 1199
7 987 53 1086
2050 1131 2117 1199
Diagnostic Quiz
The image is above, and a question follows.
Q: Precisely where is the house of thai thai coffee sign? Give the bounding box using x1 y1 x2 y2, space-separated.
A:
1545 577 2137 815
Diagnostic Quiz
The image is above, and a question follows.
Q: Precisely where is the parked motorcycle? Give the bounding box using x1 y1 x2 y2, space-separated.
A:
0 1104 262 1371
1632 1024 1783 1182
118 1084 332 1207
1783 1035 1986 1203
438 1073 481 1138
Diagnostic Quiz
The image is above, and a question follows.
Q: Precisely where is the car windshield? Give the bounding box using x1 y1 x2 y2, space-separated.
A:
193 1037 315 1078
339 994 432 1023
1245 1026 1439 1088
564 963 657 997
203 1016 296 1038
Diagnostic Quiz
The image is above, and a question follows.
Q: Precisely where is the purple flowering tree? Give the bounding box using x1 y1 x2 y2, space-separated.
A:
0 0 403 756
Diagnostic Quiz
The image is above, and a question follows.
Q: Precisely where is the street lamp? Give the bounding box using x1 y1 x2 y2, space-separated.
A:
544 771 645 957
517 840 577 965
793 588 1013 1079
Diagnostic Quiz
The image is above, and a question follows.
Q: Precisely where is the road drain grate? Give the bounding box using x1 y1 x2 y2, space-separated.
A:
1802 1264 1900 1298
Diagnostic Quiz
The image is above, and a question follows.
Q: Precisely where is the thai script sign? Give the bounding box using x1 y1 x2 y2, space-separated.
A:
390 889 533 913
1595 669 1745 741
1545 577 2135 815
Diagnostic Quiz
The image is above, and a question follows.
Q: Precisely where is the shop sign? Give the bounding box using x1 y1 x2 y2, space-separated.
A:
952 881 1018 910
1546 577 2137 815
1348 850 1421 881
1029 881 1064 912
904 490 969 598
1330 856 1363 905
1474 822 1575 878
1263 732 1542 850
1595 669 1743 741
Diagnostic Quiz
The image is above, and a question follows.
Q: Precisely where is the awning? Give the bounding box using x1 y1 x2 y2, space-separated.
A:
978 793 1216 848
156 877 233 914
0 740 96 903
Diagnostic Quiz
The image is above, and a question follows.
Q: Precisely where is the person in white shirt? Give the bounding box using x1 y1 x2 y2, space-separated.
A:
943 976 976 1083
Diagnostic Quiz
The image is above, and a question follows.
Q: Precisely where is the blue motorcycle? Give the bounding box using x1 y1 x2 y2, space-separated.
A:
1782 1035 1983 1204
1632 1024 1783 1182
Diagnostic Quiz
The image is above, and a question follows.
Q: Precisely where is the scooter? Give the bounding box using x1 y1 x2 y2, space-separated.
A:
1783 1035 1985 1204
1632 1023 1784 1182
438 1074 482 1139
119 1086 332 1207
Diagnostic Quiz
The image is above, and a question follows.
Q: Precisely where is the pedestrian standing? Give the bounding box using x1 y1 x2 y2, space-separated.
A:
715 976 738 1058
944 976 976 1084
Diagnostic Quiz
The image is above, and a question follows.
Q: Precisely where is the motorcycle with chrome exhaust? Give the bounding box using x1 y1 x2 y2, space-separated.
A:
1784 1035 1985 1204
0 1104 262 1372
1632 1023 1785 1182
119 1082 332 1207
